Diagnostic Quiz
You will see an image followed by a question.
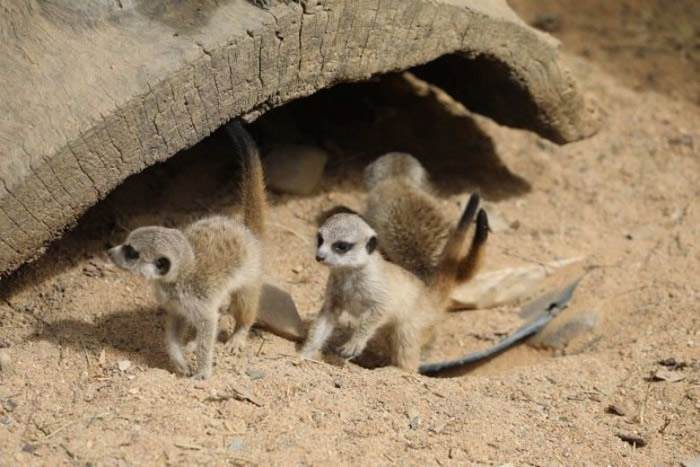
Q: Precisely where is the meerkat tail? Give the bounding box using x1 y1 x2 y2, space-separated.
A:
224 119 267 238
417 310 555 376
419 277 582 376
430 191 480 297
456 208 489 282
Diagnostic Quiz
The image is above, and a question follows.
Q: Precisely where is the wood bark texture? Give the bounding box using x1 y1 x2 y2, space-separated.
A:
0 0 599 277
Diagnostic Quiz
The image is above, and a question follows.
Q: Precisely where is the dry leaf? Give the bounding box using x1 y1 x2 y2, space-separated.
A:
651 368 685 383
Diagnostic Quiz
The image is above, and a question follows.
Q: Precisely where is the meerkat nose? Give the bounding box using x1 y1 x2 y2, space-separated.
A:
315 254 325 263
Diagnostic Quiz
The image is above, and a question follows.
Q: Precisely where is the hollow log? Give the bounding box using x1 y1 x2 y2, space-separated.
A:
0 0 599 277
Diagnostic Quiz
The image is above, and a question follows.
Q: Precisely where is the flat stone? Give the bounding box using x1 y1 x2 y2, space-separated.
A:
529 309 600 349
256 282 306 342
264 145 328 196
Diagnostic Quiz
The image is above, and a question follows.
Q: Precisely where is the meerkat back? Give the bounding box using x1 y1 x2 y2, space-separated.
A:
364 153 453 281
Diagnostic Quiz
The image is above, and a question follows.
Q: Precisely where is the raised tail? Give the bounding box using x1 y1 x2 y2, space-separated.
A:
224 119 267 238
456 208 489 282
429 191 482 299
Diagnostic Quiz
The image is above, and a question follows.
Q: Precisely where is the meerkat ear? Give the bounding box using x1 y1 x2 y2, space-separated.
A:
366 236 378 254
155 257 171 275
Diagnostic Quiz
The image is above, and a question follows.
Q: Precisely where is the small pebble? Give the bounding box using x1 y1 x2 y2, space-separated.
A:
22 444 37 454
117 360 131 372
311 411 322 424
292 265 303 274
605 403 627 416
245 368 265 380
333 377 343 388
0 349 10 371
2 399 17 412
229 439 245 451
405 407 420 430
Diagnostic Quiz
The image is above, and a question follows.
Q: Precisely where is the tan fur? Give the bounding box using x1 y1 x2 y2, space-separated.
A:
108 120 267 380
364 152 486 286
301 213 475 372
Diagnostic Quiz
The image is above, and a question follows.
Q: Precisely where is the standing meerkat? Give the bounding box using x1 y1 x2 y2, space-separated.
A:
301 192 489 372
364 152 485 286
108 120 267 380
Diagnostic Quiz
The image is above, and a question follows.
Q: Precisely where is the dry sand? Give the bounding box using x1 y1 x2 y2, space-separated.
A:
1 1 698 465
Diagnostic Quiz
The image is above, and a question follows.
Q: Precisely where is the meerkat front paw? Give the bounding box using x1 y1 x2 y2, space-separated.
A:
190 367 212 381
172 360 191 377
300 346 317 360
338 340 366 360
225 334 247 355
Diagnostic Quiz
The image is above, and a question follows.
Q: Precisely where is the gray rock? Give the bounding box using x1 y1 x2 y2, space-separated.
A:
257 282 306 342
228 439 245 451
0 349 10 371
245 368 265 380
529 309 599 349
264 144 328 195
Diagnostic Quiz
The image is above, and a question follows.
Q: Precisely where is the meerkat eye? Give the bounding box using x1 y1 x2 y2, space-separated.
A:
316 233 324 248
332 241 353 254
123 244 140 260
155 257 171 275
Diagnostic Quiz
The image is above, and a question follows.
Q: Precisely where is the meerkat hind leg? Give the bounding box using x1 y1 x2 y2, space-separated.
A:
392 322 422 372
225 285 262 355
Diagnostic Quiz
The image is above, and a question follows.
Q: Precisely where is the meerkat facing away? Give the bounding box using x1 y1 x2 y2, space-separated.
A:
364 152 485 286
108 120 267 380
301 192 489 372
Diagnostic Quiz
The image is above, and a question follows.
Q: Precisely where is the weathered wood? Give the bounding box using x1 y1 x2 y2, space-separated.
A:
0 0 598 277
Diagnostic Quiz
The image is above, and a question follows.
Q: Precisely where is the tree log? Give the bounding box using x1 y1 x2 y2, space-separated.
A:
0 0 598 277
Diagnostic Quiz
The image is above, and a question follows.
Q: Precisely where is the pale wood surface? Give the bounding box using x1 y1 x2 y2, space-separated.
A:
0 0 598 276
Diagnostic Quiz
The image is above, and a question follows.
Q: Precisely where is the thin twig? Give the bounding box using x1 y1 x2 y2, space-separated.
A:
255 336 266 357
639 381 652 424
79 338 92 369
174 442 203 451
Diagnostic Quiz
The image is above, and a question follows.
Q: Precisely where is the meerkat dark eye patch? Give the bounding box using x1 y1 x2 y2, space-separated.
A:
123 244 139 260
366 236 378 254
332 241 354 254
317 233 324 248
155 257 171 275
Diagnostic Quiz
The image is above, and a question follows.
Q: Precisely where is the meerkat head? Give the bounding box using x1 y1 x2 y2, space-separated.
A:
315 213 378 268
364 152 429 189
108 226 194 282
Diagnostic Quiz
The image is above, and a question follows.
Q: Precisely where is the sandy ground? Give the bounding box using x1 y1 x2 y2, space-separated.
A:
1 1 699 465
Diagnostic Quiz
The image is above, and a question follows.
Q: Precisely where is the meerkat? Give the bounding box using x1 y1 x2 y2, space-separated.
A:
108 119 267 380
301 192 489 372
363 152 456 283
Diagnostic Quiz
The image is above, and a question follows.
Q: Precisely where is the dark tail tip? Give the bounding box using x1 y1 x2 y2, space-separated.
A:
457 191 481 230
474 209 489 244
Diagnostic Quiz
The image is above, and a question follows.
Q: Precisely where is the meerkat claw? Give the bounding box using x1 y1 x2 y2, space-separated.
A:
338 341 364 360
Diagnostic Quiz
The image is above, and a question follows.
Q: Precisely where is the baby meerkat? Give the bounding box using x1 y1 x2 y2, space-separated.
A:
364 152 485 285
108 120 267 380
301 192 488 372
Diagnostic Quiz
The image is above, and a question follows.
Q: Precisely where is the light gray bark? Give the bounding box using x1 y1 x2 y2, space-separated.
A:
0 0 599 277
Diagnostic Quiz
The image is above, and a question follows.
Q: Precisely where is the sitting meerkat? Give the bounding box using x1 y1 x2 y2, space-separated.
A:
301 192 489 372
363 152 484 286
108 120 267 380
